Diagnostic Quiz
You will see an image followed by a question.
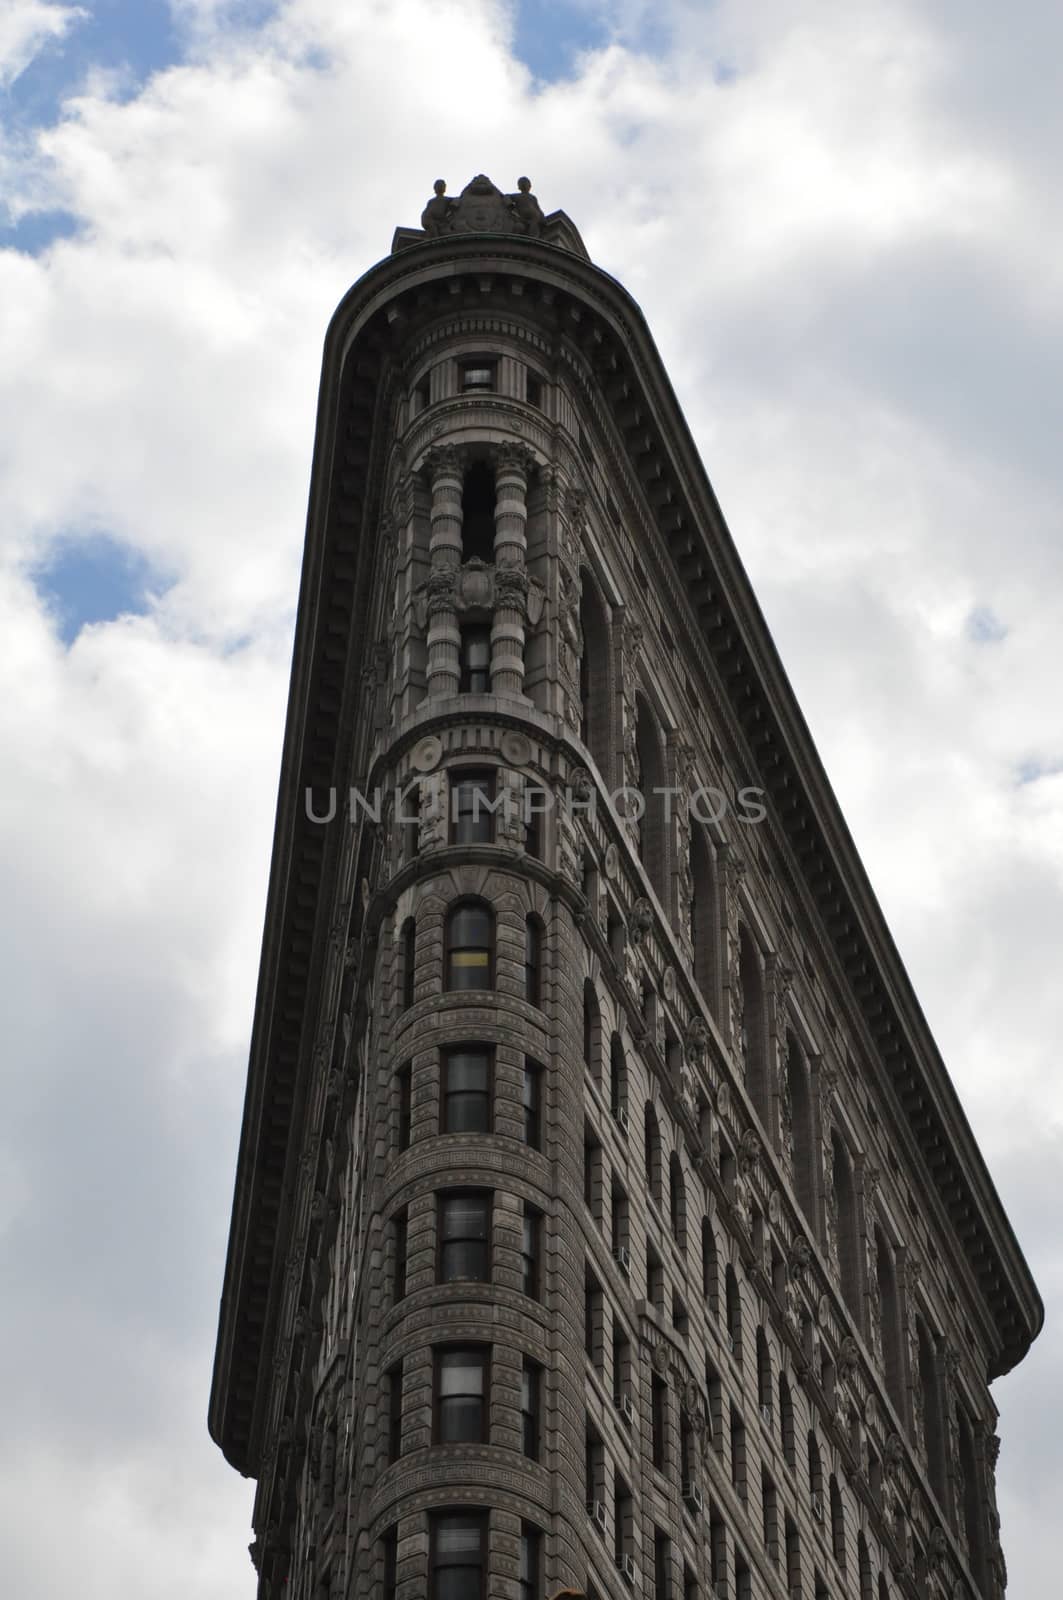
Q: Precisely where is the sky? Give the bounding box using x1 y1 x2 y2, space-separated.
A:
0 0 1060 1594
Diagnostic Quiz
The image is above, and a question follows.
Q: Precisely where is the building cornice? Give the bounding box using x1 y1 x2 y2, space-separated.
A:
209 230 1042 1477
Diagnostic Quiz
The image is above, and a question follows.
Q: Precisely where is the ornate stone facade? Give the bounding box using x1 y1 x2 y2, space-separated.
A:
210 177 1041 1600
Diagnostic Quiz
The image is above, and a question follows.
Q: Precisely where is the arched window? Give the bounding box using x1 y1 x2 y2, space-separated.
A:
634 694 668 904
690 823 718 1015
524 914 543 1007
875 1225 905 1416
917 1318 947 1506
583 979 601 1078
445 900 493 991
579 571 611 777
701 1217 719 1313
725 1265 742 1361
461 459 496 562
756 1327 772 1415
830 1475 846 1570
668 1152 686 1249
400 917 416 1010
780 1372 796 1469
738 924 768 1123
787 1034 816 1223
610 1034 628 1121
877 1574 889 1600
644 1103 663 1204
832 1133 861 1319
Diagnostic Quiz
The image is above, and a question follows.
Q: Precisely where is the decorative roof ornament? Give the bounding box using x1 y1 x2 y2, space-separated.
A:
420 174 545 237
395 174 588 258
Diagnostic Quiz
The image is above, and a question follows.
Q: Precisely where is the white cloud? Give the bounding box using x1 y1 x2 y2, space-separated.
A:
0 1 84 88
1 0 1061 1594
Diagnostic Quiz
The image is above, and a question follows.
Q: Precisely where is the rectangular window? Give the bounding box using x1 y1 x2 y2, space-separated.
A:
524 915 542 1006
460 359 497 392
525 371 543 409
382 1525 398 1600
459 624 492 694
611 1180 630 1254
397 1063 412 1151
522 1204 542 1299
583 1122 603 1218
393 1207 408 1302
652 1375 668 1471
438 1191 490 1283
519 1523 541 1600
521 1357 542 1461
430 1510 486 1600
434 1346 489 1444
585 1419 605 1507
654 1528 672 1600
442 1047 492 1134
731 1406 748 1502
387 1359 403 1462
451 769 496 844
646 1239 665 1313
614 1475 632 1565
585 1268 603 1368
523 1060 542 1150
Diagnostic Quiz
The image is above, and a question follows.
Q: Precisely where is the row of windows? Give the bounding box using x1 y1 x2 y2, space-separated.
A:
397 1051 542 1148
400 904 543 1004
386 1345 541 1457
392 1192 541 1301
584 973 951 1532
381 1513 541 1600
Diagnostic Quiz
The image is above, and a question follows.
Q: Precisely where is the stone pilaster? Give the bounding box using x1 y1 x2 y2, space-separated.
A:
424 446 463 698
490 444 535 696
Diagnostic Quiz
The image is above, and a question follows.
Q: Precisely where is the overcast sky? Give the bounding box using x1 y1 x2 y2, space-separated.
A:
1 1 1059 1595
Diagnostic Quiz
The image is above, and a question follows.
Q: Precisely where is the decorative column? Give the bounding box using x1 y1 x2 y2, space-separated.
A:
978 1424 1008 1600
902 1253 926 1457
720 844 746 1070
557 481 585 733
616 608 644 848
490 443 536 697
816 1061 840 1276
423 446 463 698
861 1162 883 1360
766 954 793 1158
941 1342 964 1533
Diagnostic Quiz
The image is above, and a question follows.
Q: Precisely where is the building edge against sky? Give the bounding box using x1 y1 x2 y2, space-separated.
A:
208 176 1042 1600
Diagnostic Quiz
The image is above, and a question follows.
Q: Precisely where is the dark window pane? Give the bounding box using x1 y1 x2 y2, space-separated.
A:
522 1062 541 1149
459 625 492 692
452 773 496 844
446 903 493 991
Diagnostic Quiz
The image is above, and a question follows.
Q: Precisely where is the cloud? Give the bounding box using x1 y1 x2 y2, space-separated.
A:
1 0 1060 1595
0 1 85 88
